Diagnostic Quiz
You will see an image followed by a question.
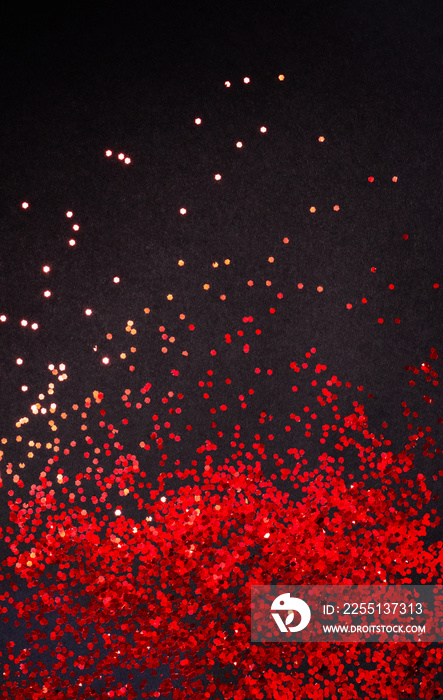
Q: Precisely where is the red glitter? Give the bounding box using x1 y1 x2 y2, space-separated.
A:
1 345 442 699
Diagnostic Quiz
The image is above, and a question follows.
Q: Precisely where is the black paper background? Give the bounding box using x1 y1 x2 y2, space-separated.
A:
0 1 442 697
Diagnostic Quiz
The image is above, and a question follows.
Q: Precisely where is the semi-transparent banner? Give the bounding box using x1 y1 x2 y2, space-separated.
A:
251 586 443 643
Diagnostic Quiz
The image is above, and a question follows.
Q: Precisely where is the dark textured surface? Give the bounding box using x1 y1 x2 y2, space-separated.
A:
0 2 442 697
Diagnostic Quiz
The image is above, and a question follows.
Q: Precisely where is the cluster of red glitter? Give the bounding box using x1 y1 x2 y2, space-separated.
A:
1 349 442 699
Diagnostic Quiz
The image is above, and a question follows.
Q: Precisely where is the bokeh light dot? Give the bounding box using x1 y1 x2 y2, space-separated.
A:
72 224 79 231
66 211 73 218
21 319 28 327
236 141 243 148
113 277 120 283
43 290 51 298
69 239 76 246
180 208 187 215
194 117 202 125
105 150 112 157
